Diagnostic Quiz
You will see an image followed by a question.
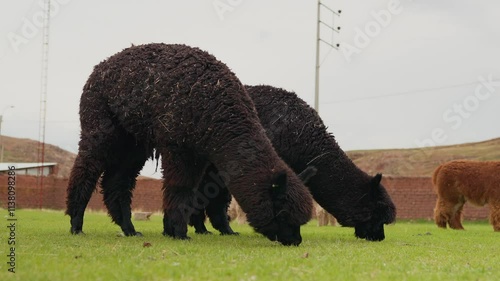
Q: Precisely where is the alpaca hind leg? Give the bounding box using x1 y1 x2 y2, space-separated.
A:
66 96 122 235
66 152 105 234
448 201 465 230
434 199 453 229
101 170 142 236
161 147 207 240
66 126 117 234
101 140 149 236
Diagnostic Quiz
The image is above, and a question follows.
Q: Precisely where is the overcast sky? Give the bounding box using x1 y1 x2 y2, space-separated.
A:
1 0 499 178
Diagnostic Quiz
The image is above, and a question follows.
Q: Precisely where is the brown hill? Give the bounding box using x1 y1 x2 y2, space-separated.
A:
2 135 500 178
0 135 76 178
346 138 500 177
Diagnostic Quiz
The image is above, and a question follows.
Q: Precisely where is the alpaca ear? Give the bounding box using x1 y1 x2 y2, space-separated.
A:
297 166 318 184
371 173 382 186
368 174 383 200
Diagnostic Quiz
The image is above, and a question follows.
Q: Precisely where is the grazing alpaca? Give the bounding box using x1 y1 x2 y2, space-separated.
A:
433 160 500 231
66 44 314 246
222 198 337 227
191 85 396 241
190 166 317 235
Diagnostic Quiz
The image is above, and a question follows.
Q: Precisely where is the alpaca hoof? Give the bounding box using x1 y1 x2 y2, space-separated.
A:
71 228 85 235
365 234 384 242
175 235 191 240
162 231 190 240
196 230 213 235
123 230 142 237
220 231 239 236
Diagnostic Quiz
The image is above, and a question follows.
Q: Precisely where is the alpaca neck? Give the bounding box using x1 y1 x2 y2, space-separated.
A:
210 134 280 179
308 148 368 194
209 138 286 226
305 137 372 221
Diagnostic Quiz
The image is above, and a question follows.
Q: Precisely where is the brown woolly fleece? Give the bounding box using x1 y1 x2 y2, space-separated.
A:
433 160 500 231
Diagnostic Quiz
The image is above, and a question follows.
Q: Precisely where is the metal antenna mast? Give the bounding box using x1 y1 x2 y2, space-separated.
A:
314 0 341 112
37 0 51 209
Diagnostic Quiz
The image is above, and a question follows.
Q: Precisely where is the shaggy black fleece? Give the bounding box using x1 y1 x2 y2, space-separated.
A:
193 85 396 241
65 44 313 246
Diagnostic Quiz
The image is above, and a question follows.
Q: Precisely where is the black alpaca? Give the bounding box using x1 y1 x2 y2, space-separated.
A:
191 85 396 241
65 44 314 246
189 164 317 236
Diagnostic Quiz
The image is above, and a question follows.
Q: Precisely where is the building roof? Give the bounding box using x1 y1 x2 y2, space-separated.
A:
0 162 57 172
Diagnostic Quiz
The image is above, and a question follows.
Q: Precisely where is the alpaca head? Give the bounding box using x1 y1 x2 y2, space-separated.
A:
252 166 316 246
353 174 396 241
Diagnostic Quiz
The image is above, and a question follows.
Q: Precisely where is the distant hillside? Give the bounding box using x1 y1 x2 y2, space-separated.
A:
346 138 500 177
2 135 500 178
0 135 76 178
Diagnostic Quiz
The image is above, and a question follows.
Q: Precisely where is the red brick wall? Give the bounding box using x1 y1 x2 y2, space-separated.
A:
382 176 489 220
0 175 164 213
0 174 490 220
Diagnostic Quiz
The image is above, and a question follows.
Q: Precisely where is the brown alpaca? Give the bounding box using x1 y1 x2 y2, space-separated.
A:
433 160 500 231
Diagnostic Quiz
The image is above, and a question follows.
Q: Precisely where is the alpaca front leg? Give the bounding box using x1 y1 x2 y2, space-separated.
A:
190 211 212 234
162 189 195 239
205 187 238 235
197 164 237 235
101 149 147 237
161 147 207 240
102 183 140 236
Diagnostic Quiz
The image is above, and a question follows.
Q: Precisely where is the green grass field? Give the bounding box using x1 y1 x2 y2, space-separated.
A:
0 209 498 281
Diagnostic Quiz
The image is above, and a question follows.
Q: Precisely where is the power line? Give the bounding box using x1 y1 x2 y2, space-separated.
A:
314 0 341 112
323 80 500 104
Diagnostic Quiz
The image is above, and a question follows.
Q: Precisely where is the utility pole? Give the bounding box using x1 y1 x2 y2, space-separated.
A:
314 0 341 112
37 0 51 209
